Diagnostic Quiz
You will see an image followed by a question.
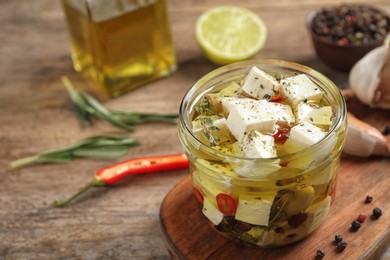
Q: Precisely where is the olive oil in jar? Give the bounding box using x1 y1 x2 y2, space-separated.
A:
61 0 176 97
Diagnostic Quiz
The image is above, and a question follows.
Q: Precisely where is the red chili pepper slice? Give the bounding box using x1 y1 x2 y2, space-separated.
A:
269 93 283 102
54 153 190 207
193 187 204 205
216 193 237 215
273 127 290 144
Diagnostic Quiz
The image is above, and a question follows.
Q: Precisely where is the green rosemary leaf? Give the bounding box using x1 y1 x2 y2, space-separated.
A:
72 102 91 127
78 87 135 132
111 111 178 124
71 146 130 159
202 116 214 125
10 135 140 168
199 116 219 146
37 156 73 164
86 138 139 147
62 76 178 131
196 97 214 116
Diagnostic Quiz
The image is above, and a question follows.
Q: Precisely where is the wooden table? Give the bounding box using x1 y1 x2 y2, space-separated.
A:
1 0 389 259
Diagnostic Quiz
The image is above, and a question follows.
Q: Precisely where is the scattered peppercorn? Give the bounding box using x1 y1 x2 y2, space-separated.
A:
335 234 343 243
373 207 382 219
365 195 373 203
351 220 361 231
316 249 326 259
357 213 367 223
336 241 348 252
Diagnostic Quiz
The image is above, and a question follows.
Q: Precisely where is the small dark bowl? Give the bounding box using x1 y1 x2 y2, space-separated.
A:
307 5 390 72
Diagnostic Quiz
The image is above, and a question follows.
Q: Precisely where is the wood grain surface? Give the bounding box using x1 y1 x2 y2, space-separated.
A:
1 0 389 259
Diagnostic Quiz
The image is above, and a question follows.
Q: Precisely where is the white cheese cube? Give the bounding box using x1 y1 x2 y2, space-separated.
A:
295 102 333 127
192 169 222 198
240 130 277 158
280 74 323 106
235 198 273 226
220 97 255 114
208 117 231 144
307 161 335 185
202 196 224 225
226 101 276 140
195 159 237 180
241 67 280 100
230 158 281 178
192 120 207 143
226 99 295 140
262 101 295 125
304 196 331 233
192 116 231 145
285 154 316 170
206 82 241 112
315 131 337 163
283 122 327 154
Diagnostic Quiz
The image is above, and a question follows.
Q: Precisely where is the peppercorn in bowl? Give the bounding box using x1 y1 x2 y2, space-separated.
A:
178 60 347 247
307 4 390 72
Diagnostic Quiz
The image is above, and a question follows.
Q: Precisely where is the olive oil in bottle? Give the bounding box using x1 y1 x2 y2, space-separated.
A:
61 0 176 97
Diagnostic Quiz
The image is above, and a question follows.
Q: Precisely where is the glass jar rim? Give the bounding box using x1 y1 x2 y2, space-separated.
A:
179 59 347 162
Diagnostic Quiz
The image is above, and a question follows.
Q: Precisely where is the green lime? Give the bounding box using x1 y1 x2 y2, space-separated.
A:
196 6 267 65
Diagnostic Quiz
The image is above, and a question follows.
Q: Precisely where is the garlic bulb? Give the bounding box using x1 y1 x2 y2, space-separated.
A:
344 112 389 157
349 35 390 109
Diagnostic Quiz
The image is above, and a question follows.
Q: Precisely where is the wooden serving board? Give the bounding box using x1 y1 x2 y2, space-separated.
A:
159 99 390 260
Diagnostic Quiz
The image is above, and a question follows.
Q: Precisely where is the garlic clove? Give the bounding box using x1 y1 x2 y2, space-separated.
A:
349 34 390 109
376 54 390 108
344 112 389 157
349 44 389 108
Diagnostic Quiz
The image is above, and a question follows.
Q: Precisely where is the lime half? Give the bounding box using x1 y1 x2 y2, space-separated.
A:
196 6 267 65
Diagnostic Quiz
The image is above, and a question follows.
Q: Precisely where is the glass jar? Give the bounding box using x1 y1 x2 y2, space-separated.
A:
178 60 347 247
61 0 176 98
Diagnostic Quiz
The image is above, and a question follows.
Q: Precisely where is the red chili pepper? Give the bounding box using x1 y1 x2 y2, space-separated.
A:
54 153 189 207
193 187 204 205
273 127 290 144
216 193 237 215
269 93 283 102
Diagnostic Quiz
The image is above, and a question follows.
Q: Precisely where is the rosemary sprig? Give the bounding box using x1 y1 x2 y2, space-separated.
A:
62 76 178 131
10 135 140 168
199 116 220 146
195 97 215 116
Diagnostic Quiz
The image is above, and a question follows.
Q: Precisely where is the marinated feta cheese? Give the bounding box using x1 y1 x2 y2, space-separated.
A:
220 97 255 114
309 162 335 185
226 100 276 140
206 82 241 111
304 196 331 233
235 198 273 226
280 74 323 106
226 99 294 140
231 159 281 178
189 66 341 247
283 122 327 154
241 67 280 100
192 116 231 144
295 102 333 127
202 196 224 225
195 158 238 179
240 130 277 158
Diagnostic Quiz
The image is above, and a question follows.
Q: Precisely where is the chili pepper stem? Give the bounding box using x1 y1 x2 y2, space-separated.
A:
53 178 106 207
10 155 40 168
